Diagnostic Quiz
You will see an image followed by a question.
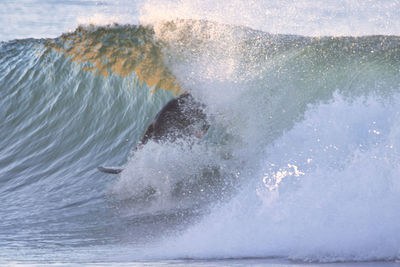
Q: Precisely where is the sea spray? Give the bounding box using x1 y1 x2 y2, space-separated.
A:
139 0 400 36
153 93 400 262
119 19 400 261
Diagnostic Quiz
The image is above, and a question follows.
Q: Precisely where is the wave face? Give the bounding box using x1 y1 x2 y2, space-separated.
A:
1 20 400 263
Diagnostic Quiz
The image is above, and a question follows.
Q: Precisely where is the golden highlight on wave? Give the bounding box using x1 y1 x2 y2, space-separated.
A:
45 24 182 95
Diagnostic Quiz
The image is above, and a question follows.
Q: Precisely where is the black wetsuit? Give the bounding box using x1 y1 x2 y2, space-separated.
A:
139 93 209 146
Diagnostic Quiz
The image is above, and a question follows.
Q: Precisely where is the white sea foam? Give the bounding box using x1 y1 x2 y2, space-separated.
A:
153 93 400 261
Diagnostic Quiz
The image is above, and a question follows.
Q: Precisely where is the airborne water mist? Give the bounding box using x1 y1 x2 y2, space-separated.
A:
139 0 400 36
155 94 400 261
108 19 400 262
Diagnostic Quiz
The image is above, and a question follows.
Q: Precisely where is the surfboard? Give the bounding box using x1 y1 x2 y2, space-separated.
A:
98 166 123 174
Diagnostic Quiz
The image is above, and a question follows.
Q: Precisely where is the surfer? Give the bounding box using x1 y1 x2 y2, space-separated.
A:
98 93 209 174
136 92 209 149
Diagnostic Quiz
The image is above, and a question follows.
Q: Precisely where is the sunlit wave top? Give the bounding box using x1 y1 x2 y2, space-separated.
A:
45 24 182 95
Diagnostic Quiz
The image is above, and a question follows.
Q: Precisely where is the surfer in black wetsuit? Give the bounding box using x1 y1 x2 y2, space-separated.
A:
98 93 209 174
136 92 209 149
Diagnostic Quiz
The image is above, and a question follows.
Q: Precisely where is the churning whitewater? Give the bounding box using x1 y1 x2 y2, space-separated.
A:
1 12 400 265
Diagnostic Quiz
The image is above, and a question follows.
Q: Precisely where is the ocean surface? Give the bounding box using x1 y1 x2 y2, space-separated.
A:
1 1 400 266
